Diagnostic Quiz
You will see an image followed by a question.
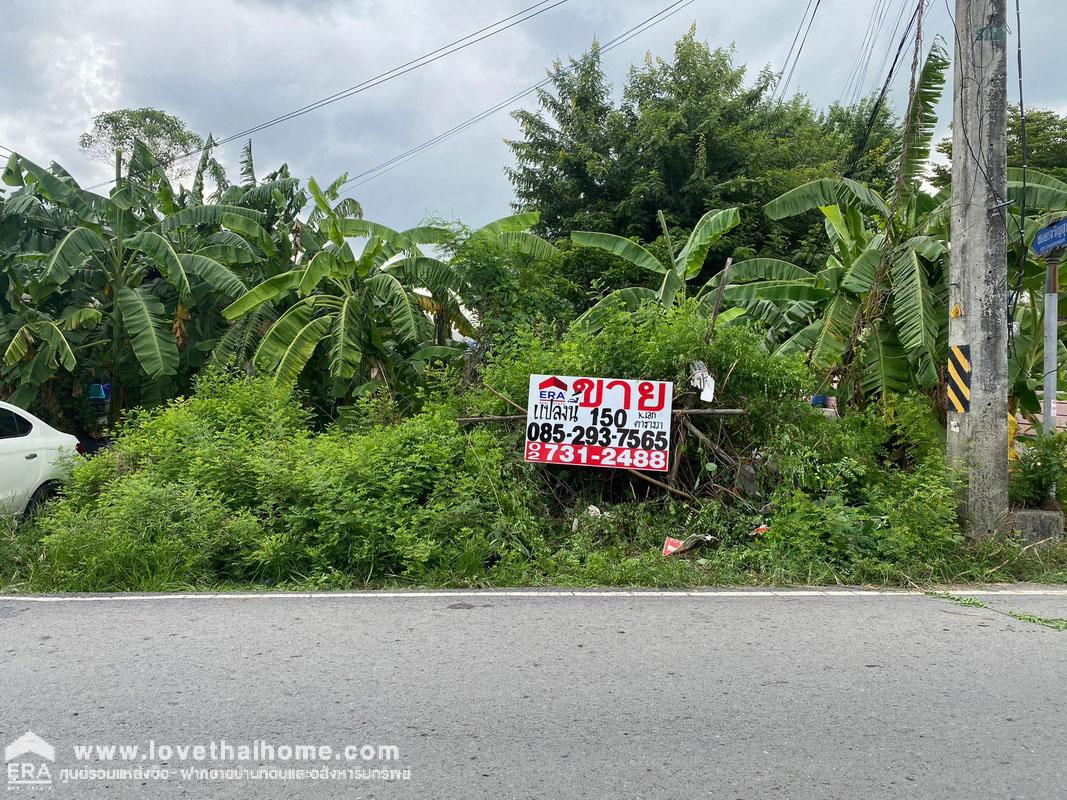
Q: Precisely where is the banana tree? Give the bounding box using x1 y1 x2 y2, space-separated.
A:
343 212 560 344
569 207 740 329
222 194 437 396
1 143 256 416
714 42 954 402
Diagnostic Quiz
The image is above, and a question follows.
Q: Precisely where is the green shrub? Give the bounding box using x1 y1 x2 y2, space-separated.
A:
25 476 262 591
1010 431 1067 508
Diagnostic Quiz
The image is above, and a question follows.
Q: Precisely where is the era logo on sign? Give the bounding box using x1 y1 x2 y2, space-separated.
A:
5 732 54 789
538 376 570 403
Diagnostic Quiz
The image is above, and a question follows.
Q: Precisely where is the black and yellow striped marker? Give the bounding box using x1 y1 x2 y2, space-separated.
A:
947 344 971 414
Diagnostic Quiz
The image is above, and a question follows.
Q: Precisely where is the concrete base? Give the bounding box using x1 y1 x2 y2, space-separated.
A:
1010 508 1065 544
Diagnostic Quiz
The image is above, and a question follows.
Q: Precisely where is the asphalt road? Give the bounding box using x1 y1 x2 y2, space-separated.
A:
1 587 1066 799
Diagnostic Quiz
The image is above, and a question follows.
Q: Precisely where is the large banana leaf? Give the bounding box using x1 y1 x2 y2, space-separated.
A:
811 294 859 370
43 227 107 284
677 207 740 278
900 40 949 187
570 232 665 274
273 315 335 386
116 286 179 378
254 300 316 372
764 178 889 220
124 231 191 301
1008 167 1067 210
722 280 830 303
492 231 560 260
366 272 422 343
4 321 76 371
299 249 343 296
160 204 266 231
222 213 276 256
890 247 940 384
179 254 245 298
224 270 303 320
705 258 812 288
328 295 366 380
196 231 258 265
334 219 418 253
860 323 910 397
574 287 659 332
774 318 824 357
477 212 540 236
840 245 883 293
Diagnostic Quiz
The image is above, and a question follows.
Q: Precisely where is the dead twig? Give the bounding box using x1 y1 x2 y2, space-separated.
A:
457 415 526 424
624 468 699 503
707 257 732 339
485 384 527 414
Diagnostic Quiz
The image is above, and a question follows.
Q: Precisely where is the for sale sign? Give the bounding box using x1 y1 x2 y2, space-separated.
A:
524 375 673 472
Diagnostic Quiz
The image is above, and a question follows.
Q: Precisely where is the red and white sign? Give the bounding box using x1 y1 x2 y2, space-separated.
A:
662 536 685 556
524 375 673 472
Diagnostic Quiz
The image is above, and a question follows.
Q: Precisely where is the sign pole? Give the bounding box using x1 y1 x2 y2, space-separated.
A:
1044 252 1060 433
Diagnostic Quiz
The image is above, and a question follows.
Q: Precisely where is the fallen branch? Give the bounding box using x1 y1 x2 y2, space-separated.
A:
675 408 745 416
485 385 527 414
459 409 743 425
623 468 699 503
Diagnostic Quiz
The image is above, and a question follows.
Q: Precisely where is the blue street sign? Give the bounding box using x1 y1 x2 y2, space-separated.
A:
1033 218 1067 257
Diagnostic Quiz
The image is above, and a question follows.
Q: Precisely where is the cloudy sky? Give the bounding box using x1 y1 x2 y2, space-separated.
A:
1 0 1063 230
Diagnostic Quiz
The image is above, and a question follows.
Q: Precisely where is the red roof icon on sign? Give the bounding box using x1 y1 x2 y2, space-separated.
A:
539 376 568 391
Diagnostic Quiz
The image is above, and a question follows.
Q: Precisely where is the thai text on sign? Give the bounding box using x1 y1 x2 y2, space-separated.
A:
524 375 673 472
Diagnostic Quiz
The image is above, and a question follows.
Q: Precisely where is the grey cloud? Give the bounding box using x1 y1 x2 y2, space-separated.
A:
1 0 1063 229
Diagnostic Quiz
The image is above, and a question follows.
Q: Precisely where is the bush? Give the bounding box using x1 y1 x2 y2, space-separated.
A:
24 477 262 591
9 312 1053 592
1010 431 1067 508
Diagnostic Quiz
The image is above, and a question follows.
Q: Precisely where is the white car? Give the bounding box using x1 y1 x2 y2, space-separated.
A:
0 400 81 515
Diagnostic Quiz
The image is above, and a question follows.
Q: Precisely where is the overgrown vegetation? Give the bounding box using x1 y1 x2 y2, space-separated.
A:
2 28 1066 593
4 310 1065 592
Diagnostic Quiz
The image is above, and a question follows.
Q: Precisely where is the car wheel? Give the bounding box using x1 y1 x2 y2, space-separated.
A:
24 482 58 519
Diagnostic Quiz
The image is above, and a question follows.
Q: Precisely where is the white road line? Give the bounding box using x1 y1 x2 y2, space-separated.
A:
0 588 1065 602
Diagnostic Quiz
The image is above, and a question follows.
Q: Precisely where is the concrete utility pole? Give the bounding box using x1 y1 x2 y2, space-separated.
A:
948 0 1009 534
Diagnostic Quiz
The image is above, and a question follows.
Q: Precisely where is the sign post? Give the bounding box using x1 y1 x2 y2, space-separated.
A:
1033 220 1066 433
523 375 673 473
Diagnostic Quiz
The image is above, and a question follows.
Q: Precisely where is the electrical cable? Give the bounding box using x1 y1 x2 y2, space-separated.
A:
1008 0 1029 349
844 0 922 177
337 0 697 192
773 0 815 102
776 0 822 104
78 0 569 191
840 0 891 107
863 0 911 104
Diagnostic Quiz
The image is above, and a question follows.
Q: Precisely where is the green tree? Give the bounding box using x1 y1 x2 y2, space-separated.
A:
79 108 204 181
932 106 1067 188
508 27 903 263
569 207 740 330
1 142 262 418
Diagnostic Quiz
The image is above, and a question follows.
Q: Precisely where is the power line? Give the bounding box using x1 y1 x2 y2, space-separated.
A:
839 0 888 106
1008 0 1029 343
776 0 822 104
851 0 896 106
861 0 912 104
79 0 569 191
338 0 697 193
773 0 814 103
844 0 923 176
